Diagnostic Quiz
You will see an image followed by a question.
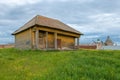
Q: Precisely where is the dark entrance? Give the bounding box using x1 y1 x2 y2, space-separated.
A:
39 31 45 49
57 39 61 49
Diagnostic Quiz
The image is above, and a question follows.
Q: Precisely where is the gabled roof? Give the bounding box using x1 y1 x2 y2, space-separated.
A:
12 15 83 35
105 36 114 45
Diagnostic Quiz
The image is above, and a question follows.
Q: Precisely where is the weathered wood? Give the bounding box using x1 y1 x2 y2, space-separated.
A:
35 30 39 49
54 32 57 49
15 29 31 49
45 32 48 49
77 38 79 46
30 28 32 49
14 28 80 50
37 26 80 37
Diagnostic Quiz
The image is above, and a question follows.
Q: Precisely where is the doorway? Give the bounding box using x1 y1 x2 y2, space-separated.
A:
39 31 45 49
57 39 61 49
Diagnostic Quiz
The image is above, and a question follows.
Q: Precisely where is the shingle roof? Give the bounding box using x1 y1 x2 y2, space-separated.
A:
12 15 83 35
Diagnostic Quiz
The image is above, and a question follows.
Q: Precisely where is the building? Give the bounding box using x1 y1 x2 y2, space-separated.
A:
104 36 114 46
78 44 97 49
12 15 83 50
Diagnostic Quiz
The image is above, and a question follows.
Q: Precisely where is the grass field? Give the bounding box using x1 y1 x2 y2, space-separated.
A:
0 48 120 80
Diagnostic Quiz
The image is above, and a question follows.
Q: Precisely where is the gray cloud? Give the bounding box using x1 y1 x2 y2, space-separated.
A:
0 0 120 44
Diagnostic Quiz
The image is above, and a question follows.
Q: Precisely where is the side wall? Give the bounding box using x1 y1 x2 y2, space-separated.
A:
15 29 32 49
47 32 54 48
57 34 75 49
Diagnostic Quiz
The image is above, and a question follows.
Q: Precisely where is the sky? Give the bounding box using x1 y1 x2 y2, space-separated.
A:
0 0 120 45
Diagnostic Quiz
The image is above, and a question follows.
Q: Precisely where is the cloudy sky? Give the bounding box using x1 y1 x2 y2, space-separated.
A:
0 0 120 45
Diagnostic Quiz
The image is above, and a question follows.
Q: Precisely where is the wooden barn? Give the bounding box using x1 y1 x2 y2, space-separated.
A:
12 15 83 50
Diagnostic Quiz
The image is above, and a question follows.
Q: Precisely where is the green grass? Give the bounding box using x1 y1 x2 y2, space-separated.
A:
0 48 120 80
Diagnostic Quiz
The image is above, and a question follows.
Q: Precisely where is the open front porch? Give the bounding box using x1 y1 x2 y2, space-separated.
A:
32 30 80 50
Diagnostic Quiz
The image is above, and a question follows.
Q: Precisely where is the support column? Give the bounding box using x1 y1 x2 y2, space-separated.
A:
54 32 57 49
77 38 79 47
35 30 39 49
45 32 48 49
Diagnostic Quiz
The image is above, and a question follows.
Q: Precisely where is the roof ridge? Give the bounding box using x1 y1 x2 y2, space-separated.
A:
36 15 58 21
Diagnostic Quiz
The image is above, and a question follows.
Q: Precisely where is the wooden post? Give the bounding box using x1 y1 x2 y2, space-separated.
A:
54 32 57 49
77 38 79 47
45 32 48 49
30 28 32 49
35 30 39 49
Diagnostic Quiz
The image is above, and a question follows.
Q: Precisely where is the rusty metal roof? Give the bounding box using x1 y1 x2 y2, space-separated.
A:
12 15 83 35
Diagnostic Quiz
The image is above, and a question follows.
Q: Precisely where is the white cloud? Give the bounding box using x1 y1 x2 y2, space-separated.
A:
84 35 100 39
89 13 120 24
0 0 120 44
0 19 15 23
0 0 41 6
0 32 3 35
0 37 14 44
49 0 94 3
0 0 94 6
68 24 86 33
82 13 120 34
68 23 106 34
